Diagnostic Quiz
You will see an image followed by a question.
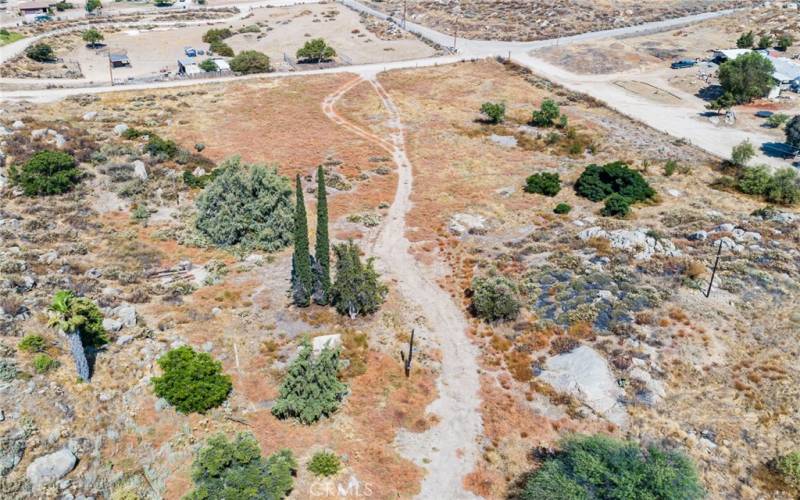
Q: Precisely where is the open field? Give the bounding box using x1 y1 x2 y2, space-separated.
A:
2 3 436 82
364 0 760 42
0 16 799 497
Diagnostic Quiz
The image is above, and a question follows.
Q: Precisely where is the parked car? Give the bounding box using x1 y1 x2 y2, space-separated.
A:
671 59 697 69
184 47 197 57
34 14 52 22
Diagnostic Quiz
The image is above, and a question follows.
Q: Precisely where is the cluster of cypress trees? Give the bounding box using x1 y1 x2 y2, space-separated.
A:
292 166 330 307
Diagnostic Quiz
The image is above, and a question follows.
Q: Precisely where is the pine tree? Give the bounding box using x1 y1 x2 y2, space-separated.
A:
313 165 331 305
330 241 387 318
271 339 348 424
292 175 313 307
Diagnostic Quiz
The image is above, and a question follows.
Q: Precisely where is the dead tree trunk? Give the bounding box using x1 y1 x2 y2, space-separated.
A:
400 329 415 378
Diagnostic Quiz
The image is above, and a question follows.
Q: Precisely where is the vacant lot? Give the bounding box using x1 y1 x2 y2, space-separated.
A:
365 0 760 41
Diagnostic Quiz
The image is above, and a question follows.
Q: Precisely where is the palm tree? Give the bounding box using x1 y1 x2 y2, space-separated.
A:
47 291 91 380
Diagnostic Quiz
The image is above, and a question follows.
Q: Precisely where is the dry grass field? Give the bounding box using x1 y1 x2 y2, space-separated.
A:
0 55 798 499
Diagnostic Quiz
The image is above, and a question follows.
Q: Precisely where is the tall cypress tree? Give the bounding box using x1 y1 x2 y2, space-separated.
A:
292 175 312 307
314 165 331 305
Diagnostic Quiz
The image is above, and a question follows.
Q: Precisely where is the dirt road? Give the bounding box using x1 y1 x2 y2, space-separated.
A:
322 76 483 499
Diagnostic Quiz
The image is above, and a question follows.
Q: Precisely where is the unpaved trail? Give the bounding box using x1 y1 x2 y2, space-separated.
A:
323 76 484 499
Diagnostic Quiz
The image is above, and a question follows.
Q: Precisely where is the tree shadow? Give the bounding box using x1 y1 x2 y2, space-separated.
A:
761 142 798 160
696 84 724 102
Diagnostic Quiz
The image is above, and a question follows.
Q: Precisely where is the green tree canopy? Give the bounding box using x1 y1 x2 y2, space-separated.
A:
524 172 561 196
271 339 348 424
198 59 218 72
736 30 754 48
522 435 704 500
718 52 775 104
152 346 232 414
185 433 296 500
230 50 270 74
574 161 655 203
731 139 756 166
82 28 103 47
196 157 294 251
330 241 387 318
480 102 506 124
532 99 561 127
292 174 313 307
314 165 331 305
10 150 81 196
296 38 336 62
25 43 55 62
85 0 101 12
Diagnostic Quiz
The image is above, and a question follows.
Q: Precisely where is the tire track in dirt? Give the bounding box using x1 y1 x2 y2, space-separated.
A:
323 76 483 499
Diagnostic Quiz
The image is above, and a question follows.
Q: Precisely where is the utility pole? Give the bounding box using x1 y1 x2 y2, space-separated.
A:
704 240 724 298
108 56 113 86
402 0 407 29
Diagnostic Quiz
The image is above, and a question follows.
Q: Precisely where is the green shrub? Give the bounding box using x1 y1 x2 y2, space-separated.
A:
777 34 794 51
775 451 800 487
183 168 221 189
524 172 561 196
480 102 505 123
553 203 572 214
26 43 55 62
152 346 232 414
18 334 46 353
54 1 74 11
765 113 789 128
601 193 630 217
296 38 336 62
33 354 59 374
471 275 520 322
532 99 560 127
330 241 386 317
209 40 234 57
145 134 179 159
229 50 270 74
0 359 18 382
186 432 296 500
523 435 704 500
272 339 348 424
663 159 679 177
82 28 103 47
195 157 294 250
574 161 655 203
85 0 101 12
736 30 754 48
308 451 341 477
765 168 800 206
131 204 150 222
202 28 233 44
758 34 773 49
10 151 80 196
731 139 756 166
737 165 771 195
121 127 147 139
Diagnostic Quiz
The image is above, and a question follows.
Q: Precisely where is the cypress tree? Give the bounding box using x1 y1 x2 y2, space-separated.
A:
314 165 331 305
330 241 387 318
292 175 313 307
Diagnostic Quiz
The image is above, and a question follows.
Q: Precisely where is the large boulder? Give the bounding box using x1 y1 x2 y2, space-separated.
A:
25 448 76 486
538 345 628 427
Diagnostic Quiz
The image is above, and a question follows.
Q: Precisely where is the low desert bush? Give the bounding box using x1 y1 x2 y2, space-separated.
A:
471 275 520 322
10 151 81 196
524 172 561 196
18 334 46 353
522 434 704 499
479 102 505 123
575 161 655 203
202 28 233 43
151 346 232 413
775 451 800 487
32 354 59 374
601 193 630 218
308 451 341 477
553 203 572 214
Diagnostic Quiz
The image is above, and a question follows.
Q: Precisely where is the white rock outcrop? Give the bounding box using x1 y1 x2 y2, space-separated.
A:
26 448 76 486
578 227 680 260
539 345 628 427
